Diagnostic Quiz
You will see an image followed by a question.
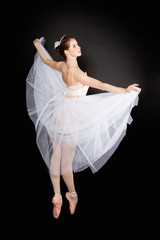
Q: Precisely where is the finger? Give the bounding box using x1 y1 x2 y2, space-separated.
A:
126 88 130 92
133 87 139 92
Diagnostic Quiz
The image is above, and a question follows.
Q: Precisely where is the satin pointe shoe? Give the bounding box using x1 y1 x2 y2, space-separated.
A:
52 193 63 219
65 192 78 214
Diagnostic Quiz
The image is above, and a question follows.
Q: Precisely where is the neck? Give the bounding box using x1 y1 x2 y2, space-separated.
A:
66 56 78 69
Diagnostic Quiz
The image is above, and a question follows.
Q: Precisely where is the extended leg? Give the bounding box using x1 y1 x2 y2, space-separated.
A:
61 146 78 214
50 144 62 219
50 144 62 193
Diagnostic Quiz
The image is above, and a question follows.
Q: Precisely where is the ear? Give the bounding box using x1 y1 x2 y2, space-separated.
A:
64 49 69 56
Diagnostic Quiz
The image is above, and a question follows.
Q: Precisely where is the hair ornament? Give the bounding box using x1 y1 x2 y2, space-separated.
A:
54 35 66 49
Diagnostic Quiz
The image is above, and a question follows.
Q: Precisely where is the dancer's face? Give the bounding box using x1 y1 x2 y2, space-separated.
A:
65 39 81 58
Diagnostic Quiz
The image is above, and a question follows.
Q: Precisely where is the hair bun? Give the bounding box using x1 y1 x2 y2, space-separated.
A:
54 35 75 61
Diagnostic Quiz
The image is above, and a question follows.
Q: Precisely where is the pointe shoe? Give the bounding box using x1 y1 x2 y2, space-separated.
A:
52 193 62 219
65 192 78 214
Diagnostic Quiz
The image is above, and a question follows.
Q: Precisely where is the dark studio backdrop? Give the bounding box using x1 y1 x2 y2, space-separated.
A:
12 2 160 236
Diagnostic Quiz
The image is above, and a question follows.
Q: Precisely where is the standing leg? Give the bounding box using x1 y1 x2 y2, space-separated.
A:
61 146 76 192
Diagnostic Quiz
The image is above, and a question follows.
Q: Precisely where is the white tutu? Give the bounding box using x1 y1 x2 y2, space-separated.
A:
26 38 141 176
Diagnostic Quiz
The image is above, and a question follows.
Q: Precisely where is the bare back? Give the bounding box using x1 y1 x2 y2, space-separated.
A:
61 63 83 87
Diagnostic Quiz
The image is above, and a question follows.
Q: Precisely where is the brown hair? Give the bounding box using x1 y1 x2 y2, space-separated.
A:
55 35 75 61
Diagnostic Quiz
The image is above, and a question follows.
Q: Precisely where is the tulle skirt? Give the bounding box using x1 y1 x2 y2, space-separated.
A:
26 38 141 176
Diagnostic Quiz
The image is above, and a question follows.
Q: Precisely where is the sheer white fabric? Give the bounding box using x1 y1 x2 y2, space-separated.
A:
26 37 141 176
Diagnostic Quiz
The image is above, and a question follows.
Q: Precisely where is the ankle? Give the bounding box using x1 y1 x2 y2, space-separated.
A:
68 191 78 198
54 192 62 198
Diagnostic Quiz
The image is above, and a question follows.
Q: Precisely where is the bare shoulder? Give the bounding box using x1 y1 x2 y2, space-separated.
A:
74 67 88 78
47 60 64 71
73 67 89 84
74 67 103 89
74 67 86 77
56 61 65 71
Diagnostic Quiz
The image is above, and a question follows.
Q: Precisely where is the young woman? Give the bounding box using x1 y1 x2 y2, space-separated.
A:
26 35 140 219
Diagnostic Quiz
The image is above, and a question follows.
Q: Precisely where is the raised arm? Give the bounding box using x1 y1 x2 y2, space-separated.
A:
33 39 64 71
74 68 139 93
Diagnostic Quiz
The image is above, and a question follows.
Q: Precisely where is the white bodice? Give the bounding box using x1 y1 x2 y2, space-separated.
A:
63 83 89 98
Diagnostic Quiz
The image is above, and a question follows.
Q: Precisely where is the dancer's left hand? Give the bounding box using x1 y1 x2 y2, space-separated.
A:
126 84 139 92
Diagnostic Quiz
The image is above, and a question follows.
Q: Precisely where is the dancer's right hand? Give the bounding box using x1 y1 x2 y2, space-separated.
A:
33 38 41 46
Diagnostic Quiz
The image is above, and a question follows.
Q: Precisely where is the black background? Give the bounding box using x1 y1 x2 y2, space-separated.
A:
8 2 160 237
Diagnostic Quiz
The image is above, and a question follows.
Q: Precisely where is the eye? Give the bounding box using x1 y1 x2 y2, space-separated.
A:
73 42 78 48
